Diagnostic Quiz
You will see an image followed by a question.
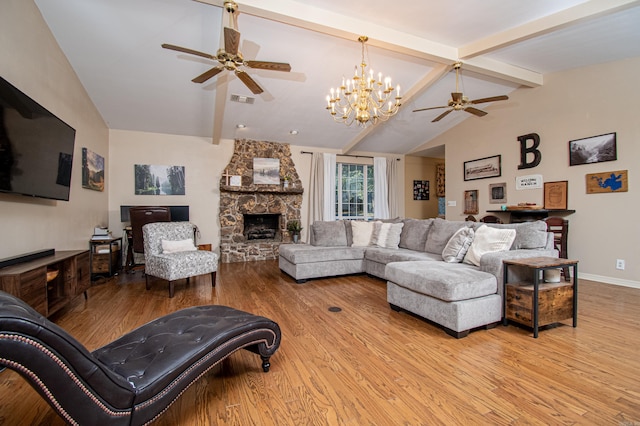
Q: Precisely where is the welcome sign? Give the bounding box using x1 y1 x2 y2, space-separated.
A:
515 174 543 190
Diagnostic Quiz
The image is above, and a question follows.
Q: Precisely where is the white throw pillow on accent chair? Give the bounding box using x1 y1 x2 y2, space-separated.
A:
161 239 197 254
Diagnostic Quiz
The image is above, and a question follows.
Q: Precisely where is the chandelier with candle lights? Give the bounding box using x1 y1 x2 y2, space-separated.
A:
325 36 402 127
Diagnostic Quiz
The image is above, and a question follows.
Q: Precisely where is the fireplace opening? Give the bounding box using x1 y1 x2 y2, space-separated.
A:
243 214 280 241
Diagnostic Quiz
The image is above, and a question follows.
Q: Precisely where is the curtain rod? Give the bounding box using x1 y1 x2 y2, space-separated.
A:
301 151 400 160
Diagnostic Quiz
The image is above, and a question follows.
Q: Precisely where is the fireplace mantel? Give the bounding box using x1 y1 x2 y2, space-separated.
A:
220 185 303 194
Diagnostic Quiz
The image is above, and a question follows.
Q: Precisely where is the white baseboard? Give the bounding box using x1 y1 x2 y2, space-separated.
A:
579 273 640 289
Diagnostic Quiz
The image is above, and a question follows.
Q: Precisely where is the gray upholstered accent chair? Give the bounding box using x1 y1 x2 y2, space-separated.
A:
142 222 218 297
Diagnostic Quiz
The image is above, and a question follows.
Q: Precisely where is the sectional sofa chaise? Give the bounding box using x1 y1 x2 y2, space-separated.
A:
279 218 557 337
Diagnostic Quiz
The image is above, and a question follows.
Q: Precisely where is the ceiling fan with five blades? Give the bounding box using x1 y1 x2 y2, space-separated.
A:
161 1 291 94
413 62 508 122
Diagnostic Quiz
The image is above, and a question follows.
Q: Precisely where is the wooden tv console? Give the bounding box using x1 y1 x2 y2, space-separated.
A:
0 250 90 317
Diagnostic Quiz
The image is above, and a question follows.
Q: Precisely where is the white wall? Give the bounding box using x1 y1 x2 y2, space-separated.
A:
0 0 109 259
433 57 640 287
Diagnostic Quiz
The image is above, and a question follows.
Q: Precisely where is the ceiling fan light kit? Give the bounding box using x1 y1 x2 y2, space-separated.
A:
325 36 402 127
161 1 291 95
413 61 508 122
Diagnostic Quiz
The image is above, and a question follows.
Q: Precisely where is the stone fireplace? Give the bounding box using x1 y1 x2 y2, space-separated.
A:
219 139 303 263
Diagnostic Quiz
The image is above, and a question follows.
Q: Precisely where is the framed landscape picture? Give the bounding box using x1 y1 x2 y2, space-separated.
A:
569 132 616 166
82 148 105 192
464 155 501 181
253 158 280 184
134 164 185 195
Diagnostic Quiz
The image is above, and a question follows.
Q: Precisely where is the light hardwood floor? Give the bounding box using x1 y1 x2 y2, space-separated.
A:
1 260 639 425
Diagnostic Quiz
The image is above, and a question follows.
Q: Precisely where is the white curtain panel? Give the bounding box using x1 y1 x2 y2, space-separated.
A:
323 153 336 221
374 157 390 219
307 153 324 243
386 158 400 218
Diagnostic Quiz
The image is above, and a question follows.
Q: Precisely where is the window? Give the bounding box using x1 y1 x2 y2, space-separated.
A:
335 163 375 220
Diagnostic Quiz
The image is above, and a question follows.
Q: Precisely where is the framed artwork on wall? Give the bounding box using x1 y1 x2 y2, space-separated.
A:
82 148 105 192
413 180 429 200
586 170 628 193
464 155 501 181
489 182 506 204
134 164 185 195
543 181 568 209
436 163 446 197
569 132 616 166
253 158 280 184
464 190 479 214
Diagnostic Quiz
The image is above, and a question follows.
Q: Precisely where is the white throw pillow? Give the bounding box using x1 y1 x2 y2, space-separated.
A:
442 227 475 263
350 221 377 247
463 225 516 266
372 222 404 249
161 239 197 254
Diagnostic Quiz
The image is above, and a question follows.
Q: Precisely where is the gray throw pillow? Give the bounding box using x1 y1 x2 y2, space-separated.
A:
344 220 355 246
425 218 471 254
399 219 433 251
311 221 348 247
442 227 475 263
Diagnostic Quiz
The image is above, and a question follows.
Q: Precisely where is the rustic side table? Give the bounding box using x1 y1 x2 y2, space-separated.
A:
502 256 578 338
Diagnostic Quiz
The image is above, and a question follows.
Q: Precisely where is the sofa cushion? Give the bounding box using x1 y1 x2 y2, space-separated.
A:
491 221 549 249
399 219 433 251
425 218 471 254
311 221 348 247
463 225 516 266
350 221 377 247
365 247 440 264
279 244 365 263
372 222 404 249
442 227 475 263
385 261 497 302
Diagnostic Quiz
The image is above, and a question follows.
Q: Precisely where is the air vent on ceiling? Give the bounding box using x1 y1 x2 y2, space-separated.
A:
230 94 255 104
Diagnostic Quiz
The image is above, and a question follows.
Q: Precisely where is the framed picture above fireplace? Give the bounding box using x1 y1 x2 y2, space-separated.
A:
253 158 280 184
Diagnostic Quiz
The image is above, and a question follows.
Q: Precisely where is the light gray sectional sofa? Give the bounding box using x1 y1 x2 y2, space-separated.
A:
279 218 557 338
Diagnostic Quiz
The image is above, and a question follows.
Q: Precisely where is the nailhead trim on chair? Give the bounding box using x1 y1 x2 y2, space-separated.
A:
1 292 281 425
137 331 278 410
1 333 132 422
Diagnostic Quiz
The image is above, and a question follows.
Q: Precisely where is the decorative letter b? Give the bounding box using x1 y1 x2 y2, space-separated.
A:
517 133 541 169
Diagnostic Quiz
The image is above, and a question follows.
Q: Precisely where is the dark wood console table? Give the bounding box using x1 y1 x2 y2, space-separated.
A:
0 250 90 317
486 209 575 223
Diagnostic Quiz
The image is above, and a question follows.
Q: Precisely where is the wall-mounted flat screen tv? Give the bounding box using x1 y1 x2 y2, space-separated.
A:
0 76 76 201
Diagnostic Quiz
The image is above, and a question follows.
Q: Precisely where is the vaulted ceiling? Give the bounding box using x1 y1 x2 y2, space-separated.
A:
34 0 640 157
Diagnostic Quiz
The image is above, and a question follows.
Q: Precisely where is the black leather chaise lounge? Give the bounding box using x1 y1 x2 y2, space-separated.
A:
0 290 281 425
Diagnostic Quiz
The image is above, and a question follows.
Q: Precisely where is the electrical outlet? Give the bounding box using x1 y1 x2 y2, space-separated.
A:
447 201 456 207
616 259 625 270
